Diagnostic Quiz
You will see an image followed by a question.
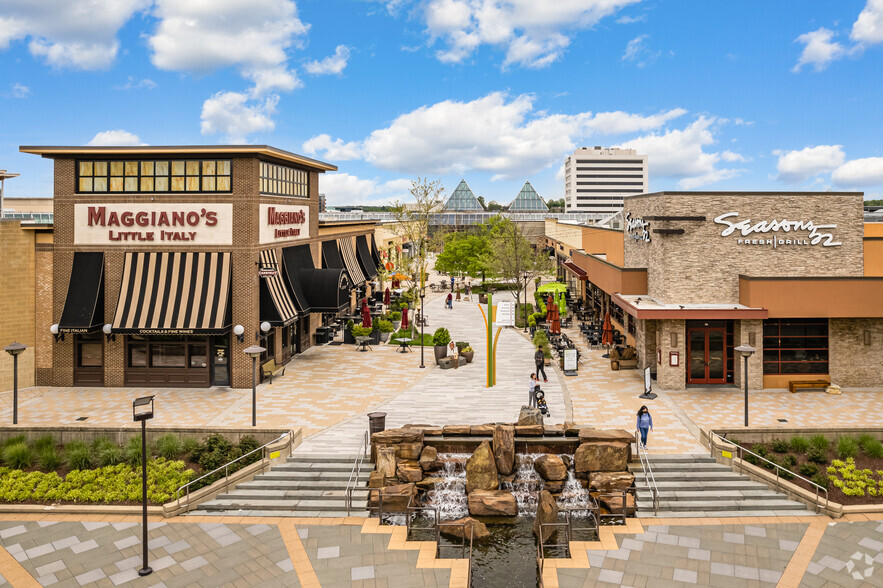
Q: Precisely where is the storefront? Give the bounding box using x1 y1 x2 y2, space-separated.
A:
23 144 381 389
560 191 883 390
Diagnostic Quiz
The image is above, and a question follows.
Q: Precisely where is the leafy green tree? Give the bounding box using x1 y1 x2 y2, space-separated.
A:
435 231 492 278
485 217 553 319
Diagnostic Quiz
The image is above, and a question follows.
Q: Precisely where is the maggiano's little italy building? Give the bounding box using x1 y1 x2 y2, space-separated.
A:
556 191 883 391
21 145 383 389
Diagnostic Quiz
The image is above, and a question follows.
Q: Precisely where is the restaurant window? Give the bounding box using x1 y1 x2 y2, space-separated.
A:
151 344 186 368
76 159 232 193
127 336 210 369
260 161 308 197
281 326 290 350
189 344 208 368
76 333 103 367
762 319 829 375
611 302 625 328
261 331 276 362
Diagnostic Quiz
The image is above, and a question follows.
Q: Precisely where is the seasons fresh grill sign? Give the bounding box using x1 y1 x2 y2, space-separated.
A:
75 204 233 245
713 213 842 247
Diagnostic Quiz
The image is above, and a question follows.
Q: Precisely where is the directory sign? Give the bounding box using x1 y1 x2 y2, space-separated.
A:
564 349 578 371
496 301 515 326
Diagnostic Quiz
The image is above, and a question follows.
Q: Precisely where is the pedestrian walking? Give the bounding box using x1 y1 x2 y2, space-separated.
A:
637 405 653 448
449 341 459 368
535 346 548 382
528 373 537 408
450 275 455 291
465 282 471 296
446 292 453 309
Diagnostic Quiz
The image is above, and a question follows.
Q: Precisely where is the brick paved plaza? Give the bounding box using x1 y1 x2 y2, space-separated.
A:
2 278 883 586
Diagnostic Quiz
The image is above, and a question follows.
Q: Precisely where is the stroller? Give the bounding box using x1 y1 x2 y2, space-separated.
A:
535 388 550 417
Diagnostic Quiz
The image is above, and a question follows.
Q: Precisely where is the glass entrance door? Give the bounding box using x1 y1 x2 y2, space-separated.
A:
687 327 727 385
211 338 230 387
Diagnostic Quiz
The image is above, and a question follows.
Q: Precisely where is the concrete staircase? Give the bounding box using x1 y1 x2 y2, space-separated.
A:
194 455 373 517
630 454 818 518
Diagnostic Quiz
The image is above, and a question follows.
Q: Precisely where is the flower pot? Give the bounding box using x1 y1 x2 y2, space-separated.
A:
392 321 401 331
380 332 390 342
462 351 474 363
610 360 620 371
344 329 355 344
544 357 551 366
434 345 448 364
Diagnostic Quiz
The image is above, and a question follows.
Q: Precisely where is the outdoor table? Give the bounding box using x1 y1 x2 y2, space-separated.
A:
396 338 413 353
355 336 373 352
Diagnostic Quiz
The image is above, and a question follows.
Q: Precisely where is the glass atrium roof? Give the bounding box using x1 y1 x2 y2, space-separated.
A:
508 181 548 211
443 179 484 211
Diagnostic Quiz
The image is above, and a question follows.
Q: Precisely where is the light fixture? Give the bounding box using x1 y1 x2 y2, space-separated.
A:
4 342 27 426
131 395 154 577
103 323 114 342
734 344 756 427
260 321 271 333
233 324 245 343
864 330 872 345
243 345 266 427
670 332 678 347
50 323 63 342
748 332 756 347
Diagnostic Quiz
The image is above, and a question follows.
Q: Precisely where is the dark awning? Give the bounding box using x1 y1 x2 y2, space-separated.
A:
356 235 378 279
322 240 346 271
370 236 382 268
259 249 297 327
58 252 104 334
112 252 231 334
281 244 312 313
299 268 351 312
562 261 588 280
339 237 366 286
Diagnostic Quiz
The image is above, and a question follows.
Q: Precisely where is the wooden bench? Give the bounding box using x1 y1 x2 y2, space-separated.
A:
261 358 285 383
788 379 830 393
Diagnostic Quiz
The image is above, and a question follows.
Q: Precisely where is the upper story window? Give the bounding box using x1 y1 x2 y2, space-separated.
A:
76 160 232 193
260 161 308 197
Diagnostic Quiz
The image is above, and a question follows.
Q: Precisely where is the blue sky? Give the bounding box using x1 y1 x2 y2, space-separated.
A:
2 0 883 206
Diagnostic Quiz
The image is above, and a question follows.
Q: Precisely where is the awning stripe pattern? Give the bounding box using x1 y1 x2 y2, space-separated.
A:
112 252 231 333
260 249 298 326
339 237 366 286
356 235 378 279
59 252 104 333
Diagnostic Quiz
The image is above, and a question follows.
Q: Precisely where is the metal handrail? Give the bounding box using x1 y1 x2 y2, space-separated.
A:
175 431 291 512
537 522 572 559
596 488 635 525
563 501 600 539
635 429 660 513
345 430 371 514
406 498 440 543
707 431 829 512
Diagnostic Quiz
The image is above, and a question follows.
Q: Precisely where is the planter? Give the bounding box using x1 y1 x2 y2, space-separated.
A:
619 358 637 370
380 332 390 342
344 329 355 344
544 357 551 366
610 360 620 371
370 329 381 345
434 345 448 364
392 321 401 331
462 351 474 363
479 295 488 304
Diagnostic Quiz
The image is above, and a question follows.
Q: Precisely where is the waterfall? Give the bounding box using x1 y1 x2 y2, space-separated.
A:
427 453 470 519
502 453 544 516
557 470 593 512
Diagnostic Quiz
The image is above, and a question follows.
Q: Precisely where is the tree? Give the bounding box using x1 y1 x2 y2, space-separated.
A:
389 178 446 291
546 198 565 211
485 217 554 320
435 230 492 278
487 200 503 211
476 195 487 210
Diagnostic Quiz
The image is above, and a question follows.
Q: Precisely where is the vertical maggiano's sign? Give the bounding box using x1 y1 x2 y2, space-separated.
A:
713 213 842 247
74 203 233 245
259 204 310 244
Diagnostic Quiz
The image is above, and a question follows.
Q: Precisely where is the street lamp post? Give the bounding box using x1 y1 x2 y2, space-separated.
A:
243 345 265 426
419 289 426 368
132 396 155 577
523 273 529 332
735 345 756 427
4 342 27 425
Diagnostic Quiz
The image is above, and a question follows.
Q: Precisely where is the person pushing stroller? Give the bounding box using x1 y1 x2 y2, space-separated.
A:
535 387 550 417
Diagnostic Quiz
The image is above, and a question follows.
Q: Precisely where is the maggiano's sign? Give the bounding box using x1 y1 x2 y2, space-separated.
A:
75 204 233 245
713 212 842 248
260 203 309 244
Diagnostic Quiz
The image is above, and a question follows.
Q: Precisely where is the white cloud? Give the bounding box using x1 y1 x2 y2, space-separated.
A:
305 45 351 75
792 28 845 72
0 0 148 69
621 34 660 67
200 91 278 143
114 77 157 91
321 172 411 205
302 134 363 160
616 14 646 24
832 157 883 187
148 0 308 94
618 117 744 188
774 145 845 183
11 83 30 98
421 0 640 68
87 130 147 146
720 150 748 162
852 0 883 44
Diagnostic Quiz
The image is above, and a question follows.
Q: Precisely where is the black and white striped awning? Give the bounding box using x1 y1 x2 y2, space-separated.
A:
356 235 377 279
259 249 297 327
112 252 231 334
339 237 366 286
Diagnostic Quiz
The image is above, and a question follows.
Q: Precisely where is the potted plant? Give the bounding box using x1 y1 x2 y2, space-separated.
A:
619 345 637 369
609 347 621 370
456 341 474 363
433 327 451 364
390 311 402 331
351 324 372 338
376 319 394 342
344 319 356 344
528 315 537 335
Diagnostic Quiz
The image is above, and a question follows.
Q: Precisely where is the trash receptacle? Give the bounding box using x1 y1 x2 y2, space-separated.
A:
368 412 387 435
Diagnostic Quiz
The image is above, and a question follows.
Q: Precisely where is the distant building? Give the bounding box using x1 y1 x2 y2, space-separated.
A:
564 147 647 213
508 181 548 212
319 193 326 213
443 179 484 211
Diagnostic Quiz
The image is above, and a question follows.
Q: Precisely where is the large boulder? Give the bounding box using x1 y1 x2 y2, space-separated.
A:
368 483 417 511
396 441 424 460
533 490 560 542
578 429 633 444
564 422 582 437
467 490 517 516
416 477 447 491
465 441 499 493
518 406 543 426
543 480 565 493
574 441 629 473
589 471 635 493
470 424 496 436
439 517 490 541
600 493 636 517
493 425 515 475
544 424 564 436
396 461 423 483
372 428 423 445
515 425 544 436
377 446 397 478
368 471 385 488
534 455 567 481
419 446 442 471
443 425 471 436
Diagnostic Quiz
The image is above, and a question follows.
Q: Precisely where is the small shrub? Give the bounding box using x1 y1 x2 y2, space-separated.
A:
432 327 451 346
97 444 124 467
37 447 61 471
389 311 402 321
33 435 56 452
744 453 760 466
376 319 394 334
862 439 883 459
3 442 33 469
858 433 876 447
762 459 776 470
799 462 820 477
124 436 144 467
837 436 859 460
4 435 26 448
789 436 810 453
751 444 768 459
351 324 372 337
806 446 827 464
238 435 260 459
809 435 830 452
811 473 829 490
65 445 92 470
779 463 794 480
728 437 740 447
154 434 184 461
192 434 238 472
771 439 790 453
455 341 470 351
826 458 883 497
782 454 798 467
182 437 200 455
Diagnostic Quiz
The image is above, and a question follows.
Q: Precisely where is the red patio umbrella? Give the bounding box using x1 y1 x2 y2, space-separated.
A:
402 307 409 329
601 311 614 357
361 298 372 328
547 295 561 334
384 288 391 306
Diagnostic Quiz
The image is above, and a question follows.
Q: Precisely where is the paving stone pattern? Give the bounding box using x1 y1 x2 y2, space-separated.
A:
803 520 883 587
556 523 807 588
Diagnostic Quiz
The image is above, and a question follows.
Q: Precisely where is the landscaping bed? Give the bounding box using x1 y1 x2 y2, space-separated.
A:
730 434 883 506
0 432 262 505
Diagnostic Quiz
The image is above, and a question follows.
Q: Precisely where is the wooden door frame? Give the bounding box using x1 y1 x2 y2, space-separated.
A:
686 326 728 385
